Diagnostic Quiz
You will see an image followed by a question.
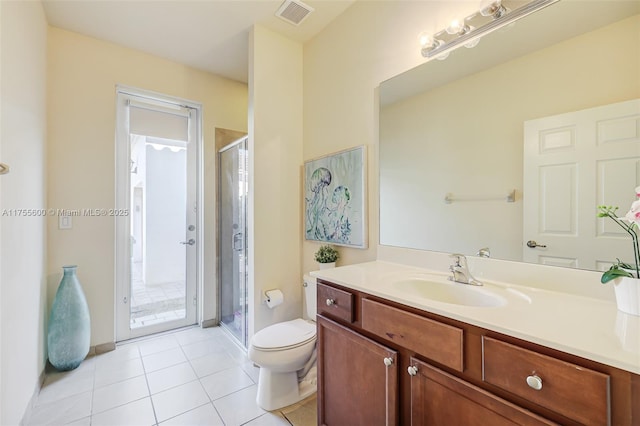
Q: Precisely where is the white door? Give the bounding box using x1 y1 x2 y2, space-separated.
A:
115 88 201 341
523 99 640 270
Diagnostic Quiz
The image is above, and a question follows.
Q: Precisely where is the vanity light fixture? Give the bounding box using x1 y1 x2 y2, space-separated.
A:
420 0 558 59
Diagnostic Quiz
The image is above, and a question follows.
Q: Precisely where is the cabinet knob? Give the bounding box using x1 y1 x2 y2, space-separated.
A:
383 357 393 367
326 298 336 306
407 365 418 376
526 374 543 390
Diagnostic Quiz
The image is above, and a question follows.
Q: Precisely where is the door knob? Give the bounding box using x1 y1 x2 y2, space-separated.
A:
326 298 336 306
180 238 195 246
526 240 547 248
383 357 393 367
407 365 418 376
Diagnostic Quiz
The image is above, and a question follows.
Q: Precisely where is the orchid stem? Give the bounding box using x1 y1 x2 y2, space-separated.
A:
604 210 640 277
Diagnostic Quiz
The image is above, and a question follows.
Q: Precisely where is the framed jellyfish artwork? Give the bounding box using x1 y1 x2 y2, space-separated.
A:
304 146 367 248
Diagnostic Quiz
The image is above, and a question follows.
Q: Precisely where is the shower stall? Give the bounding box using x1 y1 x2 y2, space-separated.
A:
218 136 248 347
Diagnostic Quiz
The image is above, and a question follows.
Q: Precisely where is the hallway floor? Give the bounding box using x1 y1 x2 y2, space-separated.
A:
26 326 317 426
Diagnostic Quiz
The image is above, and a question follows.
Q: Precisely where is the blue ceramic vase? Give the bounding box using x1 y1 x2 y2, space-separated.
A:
48 265 91 371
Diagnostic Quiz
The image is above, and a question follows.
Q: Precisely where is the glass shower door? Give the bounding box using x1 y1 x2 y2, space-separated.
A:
218 137 248 347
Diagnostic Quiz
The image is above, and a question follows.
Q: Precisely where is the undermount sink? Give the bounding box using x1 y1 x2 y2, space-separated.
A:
393 277 507 307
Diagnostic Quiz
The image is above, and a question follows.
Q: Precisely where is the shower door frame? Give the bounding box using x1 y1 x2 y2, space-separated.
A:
217 136 249 348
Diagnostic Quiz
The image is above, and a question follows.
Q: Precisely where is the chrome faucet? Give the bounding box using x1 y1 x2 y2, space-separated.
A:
448 253 483 286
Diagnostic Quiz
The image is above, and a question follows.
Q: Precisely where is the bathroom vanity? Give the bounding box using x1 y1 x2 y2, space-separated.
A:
324 0 640 423
312 261 640 425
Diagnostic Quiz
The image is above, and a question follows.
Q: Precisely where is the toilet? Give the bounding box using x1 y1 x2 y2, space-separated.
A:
248 275 317 411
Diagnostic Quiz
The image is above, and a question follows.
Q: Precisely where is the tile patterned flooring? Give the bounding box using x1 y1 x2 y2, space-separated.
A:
26 327 317 426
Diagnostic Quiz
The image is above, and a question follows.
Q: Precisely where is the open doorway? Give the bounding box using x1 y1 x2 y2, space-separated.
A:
115 87 202 341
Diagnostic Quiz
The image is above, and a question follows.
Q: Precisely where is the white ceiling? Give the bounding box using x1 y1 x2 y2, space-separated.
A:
42 0 356 83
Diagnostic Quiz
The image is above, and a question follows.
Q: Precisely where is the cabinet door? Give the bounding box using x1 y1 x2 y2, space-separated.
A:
408 358 557 426
318 315 398 426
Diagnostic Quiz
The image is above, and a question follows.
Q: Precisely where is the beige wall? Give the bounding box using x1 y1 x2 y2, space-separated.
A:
0 1 49 424
380 15 640 260
302 1 478 273
303 2 640 273
248 25 303 337
47 27 248 346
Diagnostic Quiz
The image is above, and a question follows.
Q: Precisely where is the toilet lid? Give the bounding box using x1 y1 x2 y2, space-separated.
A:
251 318 316 351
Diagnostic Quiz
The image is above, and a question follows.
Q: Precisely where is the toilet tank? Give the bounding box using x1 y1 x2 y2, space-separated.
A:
303 275 317 319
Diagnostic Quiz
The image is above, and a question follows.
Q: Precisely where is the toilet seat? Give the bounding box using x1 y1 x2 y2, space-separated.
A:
251 318 316 351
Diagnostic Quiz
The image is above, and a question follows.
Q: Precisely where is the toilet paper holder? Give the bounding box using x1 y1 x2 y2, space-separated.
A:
263 289 284 308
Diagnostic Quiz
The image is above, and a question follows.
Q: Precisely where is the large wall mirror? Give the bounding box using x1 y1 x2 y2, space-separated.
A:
379 0 640 271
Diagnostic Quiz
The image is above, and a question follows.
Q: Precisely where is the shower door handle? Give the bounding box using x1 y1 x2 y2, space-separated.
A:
233 232 244 251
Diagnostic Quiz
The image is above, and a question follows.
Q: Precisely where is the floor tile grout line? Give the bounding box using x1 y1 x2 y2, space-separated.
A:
154 401 215 426
102 331 206 420
86 343 155 423
90 395 152 419
181 331 253 426
92 356 147 393
138 344 160 426
88 355 96 425
32 327 315 426
144 334 220 424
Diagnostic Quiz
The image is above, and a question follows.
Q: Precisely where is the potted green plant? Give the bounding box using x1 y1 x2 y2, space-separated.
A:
314 245 339 269
597 187 640 316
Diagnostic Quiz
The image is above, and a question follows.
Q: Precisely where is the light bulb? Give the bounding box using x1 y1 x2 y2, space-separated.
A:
418 31 434 47
446 19 465 35
420 37 444 57
480 0 507 19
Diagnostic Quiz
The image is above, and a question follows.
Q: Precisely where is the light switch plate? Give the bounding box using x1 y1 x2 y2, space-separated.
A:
59 215 72 230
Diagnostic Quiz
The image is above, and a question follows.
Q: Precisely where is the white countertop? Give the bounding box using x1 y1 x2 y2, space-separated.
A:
311 260 640 375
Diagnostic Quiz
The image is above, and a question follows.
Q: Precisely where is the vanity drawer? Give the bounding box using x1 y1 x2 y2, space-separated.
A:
317 282 354 323
361 298 464 372
482 337 610 426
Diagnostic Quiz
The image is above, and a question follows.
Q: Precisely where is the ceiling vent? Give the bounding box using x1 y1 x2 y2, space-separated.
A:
275 0 314 26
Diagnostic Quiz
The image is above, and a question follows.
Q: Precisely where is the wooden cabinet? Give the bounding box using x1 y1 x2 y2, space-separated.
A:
317 281 354 323
316 279 638 426
408 358 556 425
361 298 464 372
317 315 398 426
482 337 610 425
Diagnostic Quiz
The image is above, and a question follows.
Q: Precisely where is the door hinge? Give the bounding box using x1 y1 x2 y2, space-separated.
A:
193 295 197 306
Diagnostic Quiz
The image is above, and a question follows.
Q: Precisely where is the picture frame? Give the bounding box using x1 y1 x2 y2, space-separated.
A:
304 146 367 248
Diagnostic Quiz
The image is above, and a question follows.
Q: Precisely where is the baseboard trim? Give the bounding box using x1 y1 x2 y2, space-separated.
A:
86 341 116 356
201 319 219 328
94 342 116 354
